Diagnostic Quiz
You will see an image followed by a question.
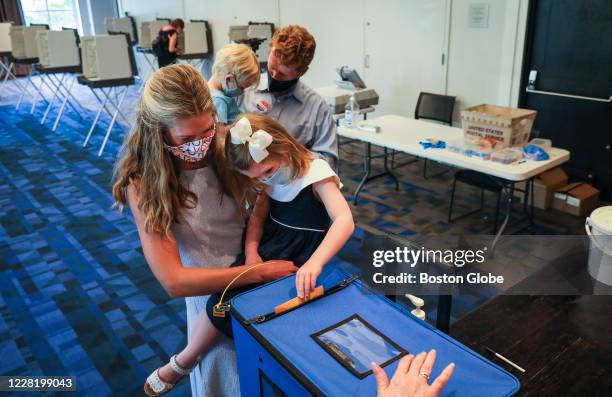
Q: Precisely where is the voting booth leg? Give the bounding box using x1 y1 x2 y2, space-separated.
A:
43 73 82 127
83 93 110 148
0 60 24 100
15 67 37 110
40 74 64 124
52 75 78 132
98 86 129 156
90 88 131 127
28 69 51 115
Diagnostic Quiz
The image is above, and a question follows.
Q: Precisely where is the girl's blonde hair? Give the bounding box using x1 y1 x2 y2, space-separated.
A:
212 43 260 88
112 64 237 238
225 113 314 207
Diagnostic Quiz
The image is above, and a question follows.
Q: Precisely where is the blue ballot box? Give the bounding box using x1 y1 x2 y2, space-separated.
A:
230 268 520 396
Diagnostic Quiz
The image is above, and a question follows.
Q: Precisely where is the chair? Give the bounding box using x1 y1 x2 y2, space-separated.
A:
447 170 504 234
392 92 456 179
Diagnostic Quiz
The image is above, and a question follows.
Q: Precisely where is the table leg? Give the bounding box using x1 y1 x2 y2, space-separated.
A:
527 178 536 232
353 142 372 205
436 295 452 334
383 147 400 191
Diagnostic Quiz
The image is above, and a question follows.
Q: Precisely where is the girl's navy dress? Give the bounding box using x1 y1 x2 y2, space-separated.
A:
206 159 341 336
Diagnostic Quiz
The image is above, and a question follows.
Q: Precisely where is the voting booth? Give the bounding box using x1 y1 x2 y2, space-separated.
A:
36 30 80 69
105 16 138 44
0 22 11 54
9 25 48 59
231 268 519 396
139 19 169 49
8 25 49 112
34 29 82 129
181 20 212 56
229 22 274 67
79 33 136 156
0 22 14 101
81 34 134 81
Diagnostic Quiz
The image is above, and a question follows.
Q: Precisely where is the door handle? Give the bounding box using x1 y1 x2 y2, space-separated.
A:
525 88 612 103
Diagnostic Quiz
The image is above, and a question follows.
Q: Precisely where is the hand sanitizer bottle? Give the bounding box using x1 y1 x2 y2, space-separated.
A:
344 94 360 126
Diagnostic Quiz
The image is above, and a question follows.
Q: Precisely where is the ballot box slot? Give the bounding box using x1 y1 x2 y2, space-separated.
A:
241 275 359 326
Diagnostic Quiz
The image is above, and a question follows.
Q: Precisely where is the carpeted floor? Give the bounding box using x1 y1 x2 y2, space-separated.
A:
0 75 588 396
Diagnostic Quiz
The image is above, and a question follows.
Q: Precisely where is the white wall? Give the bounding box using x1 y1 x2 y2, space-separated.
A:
116 0 529 121
446 0 529 122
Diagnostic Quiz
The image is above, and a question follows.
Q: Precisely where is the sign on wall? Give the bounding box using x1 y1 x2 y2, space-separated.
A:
468 3 490 28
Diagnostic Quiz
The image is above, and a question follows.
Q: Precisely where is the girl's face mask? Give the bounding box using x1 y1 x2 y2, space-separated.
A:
259 165 292 186
163 129 215 163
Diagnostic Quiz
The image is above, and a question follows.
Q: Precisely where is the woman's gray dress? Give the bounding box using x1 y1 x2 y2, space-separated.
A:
171 166 245 397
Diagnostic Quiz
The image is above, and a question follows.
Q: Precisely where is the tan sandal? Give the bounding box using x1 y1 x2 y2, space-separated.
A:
144 354 193 396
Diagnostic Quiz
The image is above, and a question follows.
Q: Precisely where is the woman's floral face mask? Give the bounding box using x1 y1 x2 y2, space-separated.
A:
163 128 215 163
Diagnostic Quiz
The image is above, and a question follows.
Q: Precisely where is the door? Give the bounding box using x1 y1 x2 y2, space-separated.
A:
520 0 612 200
363 0 448 116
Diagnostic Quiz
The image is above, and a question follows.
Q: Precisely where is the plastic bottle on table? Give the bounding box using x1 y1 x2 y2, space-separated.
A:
344 94 360 126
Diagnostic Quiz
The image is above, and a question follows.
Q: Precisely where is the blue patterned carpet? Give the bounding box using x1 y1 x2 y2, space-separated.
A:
0 97 192 396
0 78 587 396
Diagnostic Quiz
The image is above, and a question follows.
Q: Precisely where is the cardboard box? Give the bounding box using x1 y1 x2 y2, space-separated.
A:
514 167 568 210
552 182 599 216
460 104 537 148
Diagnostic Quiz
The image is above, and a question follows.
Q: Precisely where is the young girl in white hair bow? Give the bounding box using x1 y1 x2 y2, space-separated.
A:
145 114 353 395
205 113 354 337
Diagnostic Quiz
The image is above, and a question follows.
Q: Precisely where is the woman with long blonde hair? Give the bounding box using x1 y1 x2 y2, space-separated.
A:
112 64 296 397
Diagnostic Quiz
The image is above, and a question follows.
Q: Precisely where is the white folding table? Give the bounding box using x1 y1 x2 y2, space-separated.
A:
338 114 571 231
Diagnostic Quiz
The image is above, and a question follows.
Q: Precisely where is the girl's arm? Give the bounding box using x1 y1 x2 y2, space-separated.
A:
244 191 271 265
168 32 178 53
296 178 354 298
126 185 296 298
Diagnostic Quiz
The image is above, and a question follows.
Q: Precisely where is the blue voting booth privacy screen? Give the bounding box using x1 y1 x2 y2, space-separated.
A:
231 268 520 396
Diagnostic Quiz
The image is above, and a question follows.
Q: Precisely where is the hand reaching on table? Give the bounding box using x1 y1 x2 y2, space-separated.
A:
372 350 455 397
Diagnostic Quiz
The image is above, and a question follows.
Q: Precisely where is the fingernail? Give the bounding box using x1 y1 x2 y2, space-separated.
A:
450 362 455 367
430 349 436 354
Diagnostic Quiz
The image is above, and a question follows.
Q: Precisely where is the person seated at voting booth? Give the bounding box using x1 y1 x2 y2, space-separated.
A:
208 43 261 124
239 25 338 169
153 18 185 68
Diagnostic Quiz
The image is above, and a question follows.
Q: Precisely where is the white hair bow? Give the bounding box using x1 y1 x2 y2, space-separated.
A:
230 117 273 163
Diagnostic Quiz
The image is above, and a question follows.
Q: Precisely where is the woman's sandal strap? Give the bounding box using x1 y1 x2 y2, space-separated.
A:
170 354 192 376
145 369 173 396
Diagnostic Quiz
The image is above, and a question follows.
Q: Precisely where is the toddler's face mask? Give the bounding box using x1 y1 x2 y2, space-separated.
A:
163 130 215 163
224 74 243 97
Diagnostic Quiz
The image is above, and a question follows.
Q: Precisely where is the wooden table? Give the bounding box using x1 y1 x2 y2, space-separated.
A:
451 249 612 396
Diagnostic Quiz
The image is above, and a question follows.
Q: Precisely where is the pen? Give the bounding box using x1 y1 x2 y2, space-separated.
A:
516 160 527 164
485 347 526 373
